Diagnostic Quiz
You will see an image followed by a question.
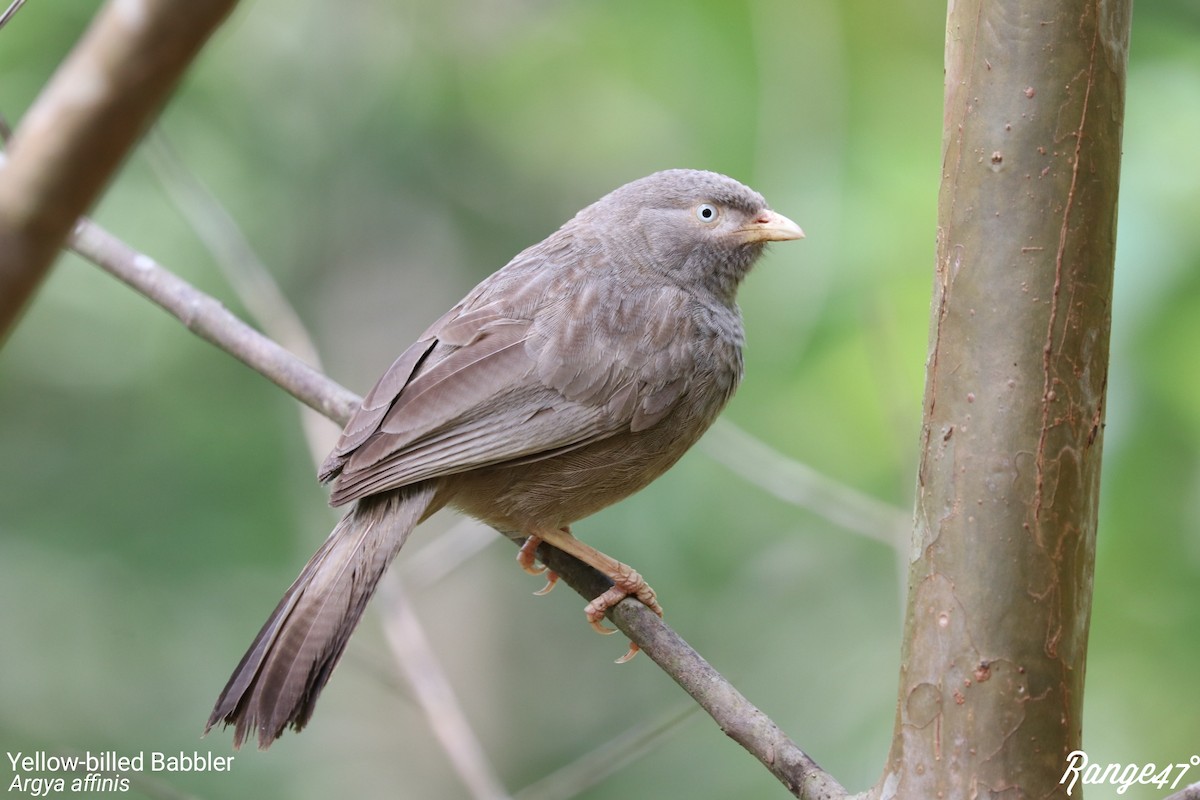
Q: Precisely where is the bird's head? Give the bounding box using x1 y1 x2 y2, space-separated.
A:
574 169 804 303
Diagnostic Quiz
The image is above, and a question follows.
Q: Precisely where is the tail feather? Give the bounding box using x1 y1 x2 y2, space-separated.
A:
205 483 437 749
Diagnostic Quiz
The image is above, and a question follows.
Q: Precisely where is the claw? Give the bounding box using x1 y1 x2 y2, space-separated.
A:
614 643 640 664
532 572 559 596
589 617 617 635
584 587 623 630
517 536 546 575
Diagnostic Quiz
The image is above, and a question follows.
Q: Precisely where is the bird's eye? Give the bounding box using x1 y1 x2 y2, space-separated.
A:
695 203 719 223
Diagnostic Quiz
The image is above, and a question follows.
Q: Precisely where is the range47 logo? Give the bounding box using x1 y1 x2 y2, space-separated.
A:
1060 750 1198 796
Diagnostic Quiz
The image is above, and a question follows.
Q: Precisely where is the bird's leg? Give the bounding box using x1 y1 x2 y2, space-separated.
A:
528 526 662 661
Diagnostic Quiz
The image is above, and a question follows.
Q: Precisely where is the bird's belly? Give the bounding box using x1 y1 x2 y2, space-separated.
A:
442 389 727 534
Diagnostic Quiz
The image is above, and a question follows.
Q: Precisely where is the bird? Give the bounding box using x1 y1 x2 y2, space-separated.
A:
205 168 804 749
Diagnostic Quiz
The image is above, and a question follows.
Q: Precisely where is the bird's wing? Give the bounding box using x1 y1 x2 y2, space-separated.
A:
320 260 699 507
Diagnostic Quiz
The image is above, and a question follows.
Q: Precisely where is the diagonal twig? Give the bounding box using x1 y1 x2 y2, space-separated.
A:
403 517 499 589
141 128 339 463
68 217 360 425
380 579 512 800
703 419 908 550
512 702 699 800
0 0 26 32
533 544 847 799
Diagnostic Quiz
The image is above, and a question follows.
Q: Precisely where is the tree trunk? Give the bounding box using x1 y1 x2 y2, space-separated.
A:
880 0 1131 796
0 0 236 343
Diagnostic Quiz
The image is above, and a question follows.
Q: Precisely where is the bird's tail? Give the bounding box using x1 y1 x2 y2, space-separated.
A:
205 483 437 749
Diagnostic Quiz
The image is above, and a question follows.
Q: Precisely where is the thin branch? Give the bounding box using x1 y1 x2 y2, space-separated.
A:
0 0 26 32
703 419 908 550
380 579 511 800
404 517 500 589
142 131 321 369
534 544 847 799
513 703 700 800
67 217 359 425
0 0 237 343
69 215 847 799
140 129 338 462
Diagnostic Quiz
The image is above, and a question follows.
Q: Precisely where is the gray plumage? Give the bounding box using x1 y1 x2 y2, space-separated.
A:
206 169 803 748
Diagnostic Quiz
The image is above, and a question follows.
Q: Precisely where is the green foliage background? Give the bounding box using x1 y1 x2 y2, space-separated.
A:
2 1 1197 797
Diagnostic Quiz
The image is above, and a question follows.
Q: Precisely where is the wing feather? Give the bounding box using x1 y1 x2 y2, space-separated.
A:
322 250 707 507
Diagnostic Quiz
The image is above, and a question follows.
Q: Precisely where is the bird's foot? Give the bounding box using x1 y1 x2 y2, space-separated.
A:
524 526 662 663
583 564 661 662
583 565 661 631
517 535 547 575
518 533 561 595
